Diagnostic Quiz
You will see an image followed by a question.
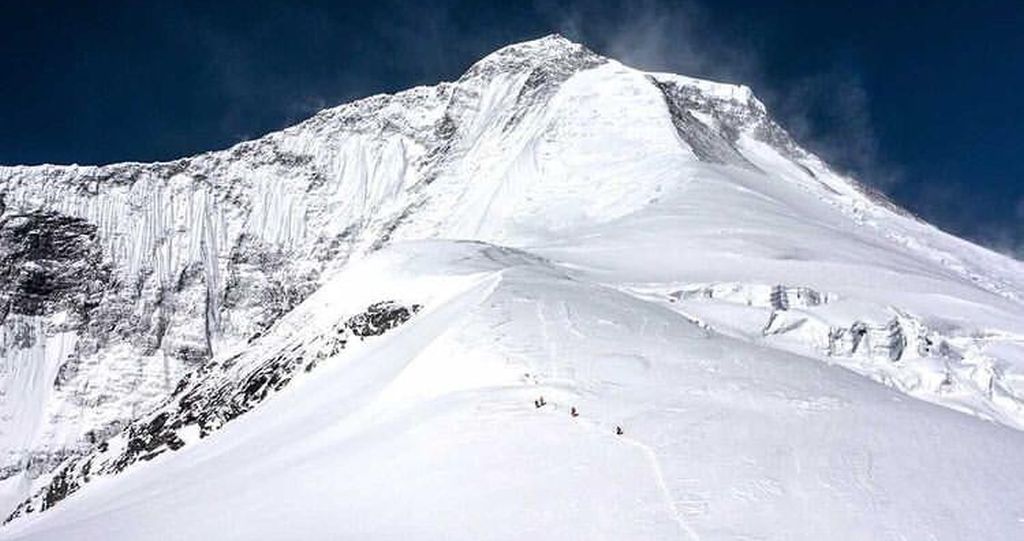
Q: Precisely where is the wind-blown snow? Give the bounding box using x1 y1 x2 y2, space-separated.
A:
1 34 1023 540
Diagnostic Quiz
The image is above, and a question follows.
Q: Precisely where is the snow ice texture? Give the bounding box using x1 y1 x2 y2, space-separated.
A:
1 35 1023 540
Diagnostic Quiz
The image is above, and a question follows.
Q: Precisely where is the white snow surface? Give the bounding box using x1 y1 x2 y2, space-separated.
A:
2 35 1024 539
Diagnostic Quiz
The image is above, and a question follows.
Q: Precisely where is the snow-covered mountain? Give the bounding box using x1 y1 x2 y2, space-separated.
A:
1 35 1023 540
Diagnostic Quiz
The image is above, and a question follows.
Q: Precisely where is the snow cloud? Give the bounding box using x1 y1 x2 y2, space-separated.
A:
988 198 1024 259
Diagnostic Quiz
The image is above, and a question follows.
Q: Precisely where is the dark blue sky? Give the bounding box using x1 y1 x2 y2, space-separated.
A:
2 1 1021 256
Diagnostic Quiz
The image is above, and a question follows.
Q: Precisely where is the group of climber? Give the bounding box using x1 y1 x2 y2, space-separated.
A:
533 396 624 436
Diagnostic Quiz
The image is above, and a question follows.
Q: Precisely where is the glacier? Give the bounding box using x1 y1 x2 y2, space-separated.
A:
1 34 1023 540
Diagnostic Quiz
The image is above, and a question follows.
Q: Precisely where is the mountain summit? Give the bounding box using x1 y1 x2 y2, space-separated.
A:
2 36 1023 540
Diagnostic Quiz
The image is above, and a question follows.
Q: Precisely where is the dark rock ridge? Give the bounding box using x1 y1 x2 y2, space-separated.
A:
4 300 421 523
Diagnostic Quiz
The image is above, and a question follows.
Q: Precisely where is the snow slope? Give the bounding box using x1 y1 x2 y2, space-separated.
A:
4 242 1024 540
2 35 1024 539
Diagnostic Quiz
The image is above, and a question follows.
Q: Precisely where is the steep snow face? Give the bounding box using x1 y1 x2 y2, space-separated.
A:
1 34 1024 537
0 38 607 499
0 81 452 503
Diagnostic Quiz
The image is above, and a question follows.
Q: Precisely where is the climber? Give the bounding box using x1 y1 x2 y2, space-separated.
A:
534 396 546 408
615 426 623 436
570 406 579 417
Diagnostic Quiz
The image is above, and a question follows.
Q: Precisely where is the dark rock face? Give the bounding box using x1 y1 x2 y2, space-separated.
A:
498 42 606 133
4 300 421 524
649 77 763 170
648 74 922 221
0 211 111 322
222 234 320 338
